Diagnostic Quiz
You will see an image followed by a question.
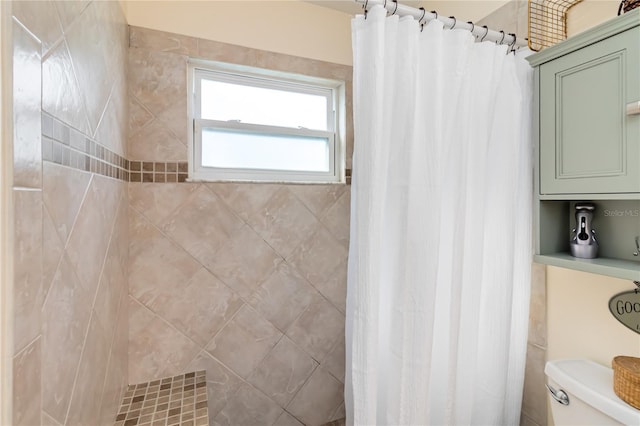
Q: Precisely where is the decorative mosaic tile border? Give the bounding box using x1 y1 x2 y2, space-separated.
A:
41 113 351 184
42 113 131 182
115 371 208 426
129 161 188 183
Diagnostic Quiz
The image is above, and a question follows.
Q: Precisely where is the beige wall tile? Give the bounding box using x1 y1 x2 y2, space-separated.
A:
94 236 127 345
144 267 243 347
521 343 547 426
286 368 344 426
41 410 62 426
12 20 42 188
312 259 347 314
154 95 188 146
42 38 91 134
130 26 198 56
129 182 199 227
53 0 90 32
206 305 282 379
207 182 280 222
274 411 304 426
128 297 200 384
66 312 110 426
206 225 282 298
42 162 92 244
214 383 283 426
247 187 320 258
125 27 353 424
128 117 187 161
320 189 351 246
13 190 43 354
286 296 344 362
12 2 129 425
289 184 346 217
287 226 348 290
13 338 41 426
63 1 112 133
248 262 318 332
248 336 318 407
331 402 346 422
12 0 63 54
186 351 243 419
322 337 345 384
100 329 129 426
41 254 93 423
160 185 244 266
94 78 128 156
128 47 187 118
129 209 201 305
128 95 155 136
42 202 64 306
65 175 122 295
98 288 128 425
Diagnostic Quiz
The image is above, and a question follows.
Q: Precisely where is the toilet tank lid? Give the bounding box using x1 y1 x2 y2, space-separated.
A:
545 359 640 425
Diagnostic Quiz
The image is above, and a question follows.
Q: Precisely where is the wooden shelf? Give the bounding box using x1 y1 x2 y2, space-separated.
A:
534 253 640 281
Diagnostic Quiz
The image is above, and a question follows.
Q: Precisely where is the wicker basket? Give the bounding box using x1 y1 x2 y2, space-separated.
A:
612 356 640 410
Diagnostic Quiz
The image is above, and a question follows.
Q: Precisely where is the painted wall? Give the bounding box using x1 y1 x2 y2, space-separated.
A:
567 0 622 35
10 1 129 425
127 26 351 425
546 2 640 365
123 0 353 65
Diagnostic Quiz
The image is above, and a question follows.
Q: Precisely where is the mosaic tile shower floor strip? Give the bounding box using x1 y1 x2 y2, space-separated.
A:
115 371 208 426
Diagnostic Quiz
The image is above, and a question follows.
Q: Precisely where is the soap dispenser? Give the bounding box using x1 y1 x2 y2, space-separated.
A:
570 203 599 259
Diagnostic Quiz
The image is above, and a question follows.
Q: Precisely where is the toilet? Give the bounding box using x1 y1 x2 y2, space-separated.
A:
545 359 640 425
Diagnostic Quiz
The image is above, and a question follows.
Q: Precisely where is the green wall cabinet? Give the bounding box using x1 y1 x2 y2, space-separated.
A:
528 10 640 281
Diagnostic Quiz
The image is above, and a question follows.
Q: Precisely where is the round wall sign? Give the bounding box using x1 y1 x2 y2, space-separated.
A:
609 290 640 335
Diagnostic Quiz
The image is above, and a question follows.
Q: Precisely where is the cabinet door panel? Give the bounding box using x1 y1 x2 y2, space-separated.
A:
540 28 640 194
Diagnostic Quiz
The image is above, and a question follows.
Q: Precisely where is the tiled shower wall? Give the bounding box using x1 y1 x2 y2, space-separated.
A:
127 27 352 426
11 1 129 425
476 3 548 426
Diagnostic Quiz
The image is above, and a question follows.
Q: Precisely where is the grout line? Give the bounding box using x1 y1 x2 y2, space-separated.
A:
92 79 117 141
11 15 41 46
62 308 97 425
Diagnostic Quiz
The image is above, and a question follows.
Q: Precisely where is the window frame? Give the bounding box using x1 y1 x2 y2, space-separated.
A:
188 60 345 183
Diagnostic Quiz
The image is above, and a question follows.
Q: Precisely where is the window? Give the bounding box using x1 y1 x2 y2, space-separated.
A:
188 61 345 183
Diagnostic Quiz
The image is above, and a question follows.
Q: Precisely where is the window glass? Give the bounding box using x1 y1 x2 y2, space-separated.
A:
201 128 330 172
200 79 329 130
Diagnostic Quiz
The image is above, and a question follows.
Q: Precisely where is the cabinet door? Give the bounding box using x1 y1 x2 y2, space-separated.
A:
539 27 640 194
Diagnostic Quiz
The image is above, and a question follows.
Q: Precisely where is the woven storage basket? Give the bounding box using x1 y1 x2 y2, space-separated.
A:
612 356 640 410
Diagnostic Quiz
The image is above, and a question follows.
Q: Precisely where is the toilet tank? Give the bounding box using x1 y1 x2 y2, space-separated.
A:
545 359 640 425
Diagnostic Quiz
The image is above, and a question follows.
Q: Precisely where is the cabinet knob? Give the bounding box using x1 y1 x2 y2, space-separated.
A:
627 101 640 116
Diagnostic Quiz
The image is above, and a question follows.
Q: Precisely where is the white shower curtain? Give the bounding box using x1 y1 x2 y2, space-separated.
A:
346 6 534 426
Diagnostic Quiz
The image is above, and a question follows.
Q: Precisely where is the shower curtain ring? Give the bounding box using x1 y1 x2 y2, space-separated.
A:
497 30 506 45
391 0 399 15
419 7 426 31
507 33 517 54
467 21 475 35
430 10 438 21
480 25 489 42
449 16 456 29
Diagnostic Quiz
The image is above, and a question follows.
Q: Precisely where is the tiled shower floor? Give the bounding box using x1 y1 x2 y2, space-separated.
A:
115 371 208 426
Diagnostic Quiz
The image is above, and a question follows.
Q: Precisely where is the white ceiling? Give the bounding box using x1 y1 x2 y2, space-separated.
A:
306 0 510 23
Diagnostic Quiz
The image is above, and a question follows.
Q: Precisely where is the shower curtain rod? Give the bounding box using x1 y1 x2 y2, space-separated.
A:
355 0 528 48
